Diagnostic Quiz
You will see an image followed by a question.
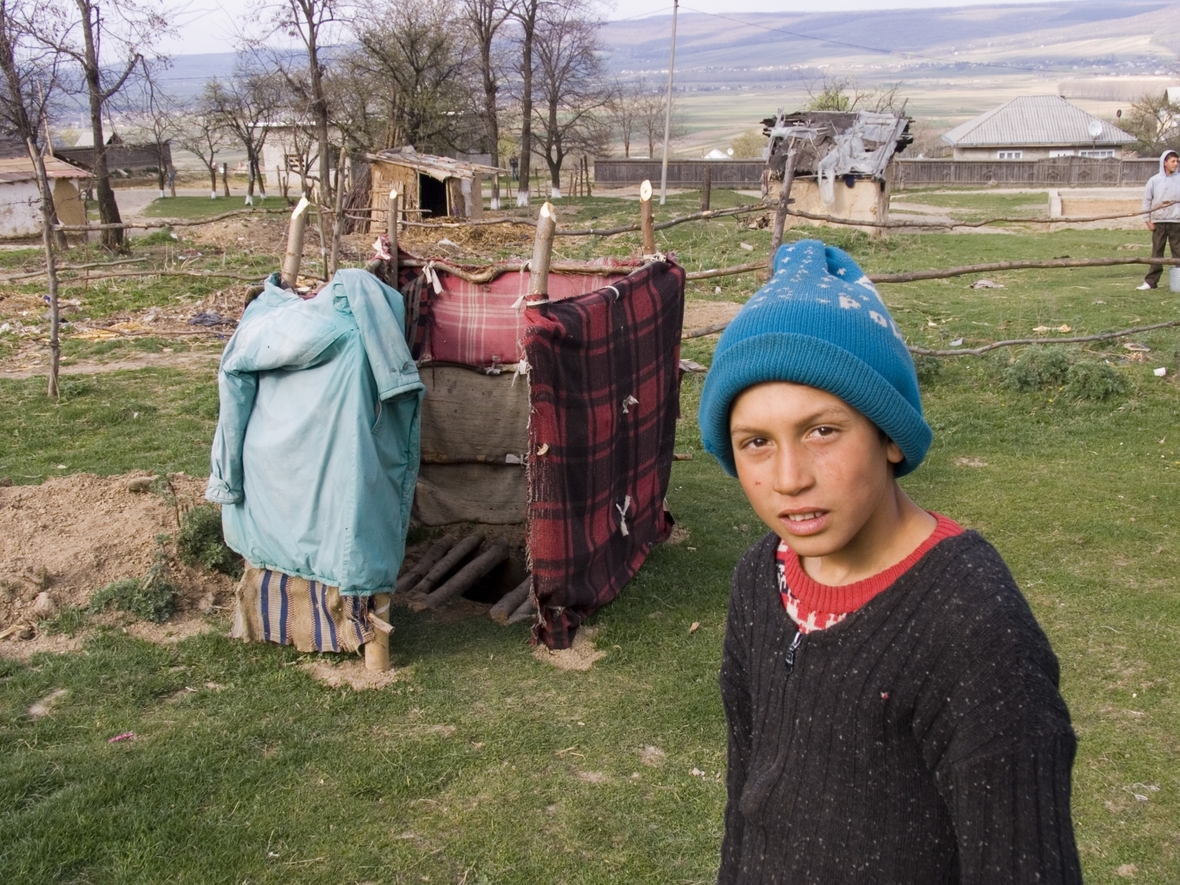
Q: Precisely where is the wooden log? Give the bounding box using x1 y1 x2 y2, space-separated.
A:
421 537 510 610
395 532 456 594
769 137 798 270
364 593 392 671
280 196 311 288
506 595 535 625
328 145 348 276
701 164 712 211
408 529 485 596
489 576 531 625
639 179 656 256
527 202 557 302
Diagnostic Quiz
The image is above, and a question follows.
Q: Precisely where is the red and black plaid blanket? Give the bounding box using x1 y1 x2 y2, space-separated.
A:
524 259 686 648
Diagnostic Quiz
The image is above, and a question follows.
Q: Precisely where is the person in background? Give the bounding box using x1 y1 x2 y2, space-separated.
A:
1138 149 1180 290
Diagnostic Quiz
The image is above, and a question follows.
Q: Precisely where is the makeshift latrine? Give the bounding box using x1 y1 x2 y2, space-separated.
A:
368 147 499 221
762 110 912 235
211 197 686 656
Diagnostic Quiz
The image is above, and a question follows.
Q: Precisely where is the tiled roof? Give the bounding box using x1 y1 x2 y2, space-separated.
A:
941 95 1135 148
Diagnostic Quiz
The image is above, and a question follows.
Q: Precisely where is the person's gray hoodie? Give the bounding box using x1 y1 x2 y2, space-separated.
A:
1142 150 1180 222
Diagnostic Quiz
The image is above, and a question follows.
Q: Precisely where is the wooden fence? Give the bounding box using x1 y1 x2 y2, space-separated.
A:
593 159 765 189
895 157 1158 188
594 156 1161 190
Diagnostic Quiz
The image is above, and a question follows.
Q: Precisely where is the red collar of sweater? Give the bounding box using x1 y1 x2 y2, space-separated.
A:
778 513 964 622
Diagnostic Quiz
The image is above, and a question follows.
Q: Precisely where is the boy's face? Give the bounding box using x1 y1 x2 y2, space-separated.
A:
729 381 905 575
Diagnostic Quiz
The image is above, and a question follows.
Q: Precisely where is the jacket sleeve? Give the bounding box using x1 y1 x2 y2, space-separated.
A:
717 556 755 885
920 569 1082 884
206 365 257 505
1143 176 1158 218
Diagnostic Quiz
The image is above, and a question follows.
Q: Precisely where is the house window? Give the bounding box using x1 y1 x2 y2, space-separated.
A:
996 150 1023 159
1079 149 1114 159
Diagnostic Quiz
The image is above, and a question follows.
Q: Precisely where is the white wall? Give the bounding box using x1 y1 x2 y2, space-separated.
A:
0 180 44 238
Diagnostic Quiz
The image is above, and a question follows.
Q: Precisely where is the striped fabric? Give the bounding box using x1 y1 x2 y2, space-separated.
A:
524 259 686 648
232 566 374 654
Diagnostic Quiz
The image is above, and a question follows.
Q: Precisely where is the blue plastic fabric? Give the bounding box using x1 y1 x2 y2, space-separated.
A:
206 269 424 596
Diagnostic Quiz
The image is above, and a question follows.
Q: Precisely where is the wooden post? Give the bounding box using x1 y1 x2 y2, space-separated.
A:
528 202 557 303
364 593 391 670
489 576 531 625
395 532 455 594
640 179 656 256
769 137 799 270
409 529 486 596
470 173 483 220
422 537 510 610
701 164 712 211
386 189 400 283
584 156 592 198
281 196 311 289
329 145 348 277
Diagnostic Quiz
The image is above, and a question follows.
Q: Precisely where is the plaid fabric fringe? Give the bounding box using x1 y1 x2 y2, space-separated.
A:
524 260 686 648
232 566 375 654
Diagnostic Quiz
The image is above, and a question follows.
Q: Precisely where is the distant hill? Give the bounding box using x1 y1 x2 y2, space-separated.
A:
600 0 1180 88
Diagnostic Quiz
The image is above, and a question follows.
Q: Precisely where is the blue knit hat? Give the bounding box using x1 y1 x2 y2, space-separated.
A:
698 239 931 477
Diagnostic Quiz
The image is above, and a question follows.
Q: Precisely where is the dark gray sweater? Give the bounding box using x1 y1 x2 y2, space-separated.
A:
719 531 1081 884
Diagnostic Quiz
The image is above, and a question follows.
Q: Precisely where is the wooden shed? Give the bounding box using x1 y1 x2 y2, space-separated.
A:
368 148 500 221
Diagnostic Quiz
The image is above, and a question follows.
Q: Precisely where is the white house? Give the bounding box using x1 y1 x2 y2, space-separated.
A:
0 155 89 239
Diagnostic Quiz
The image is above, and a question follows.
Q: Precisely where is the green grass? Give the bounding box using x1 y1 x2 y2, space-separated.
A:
2 195 1180 883
141 195 291 220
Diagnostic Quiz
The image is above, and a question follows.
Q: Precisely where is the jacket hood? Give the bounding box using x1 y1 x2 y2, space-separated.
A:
1162 150 1179 175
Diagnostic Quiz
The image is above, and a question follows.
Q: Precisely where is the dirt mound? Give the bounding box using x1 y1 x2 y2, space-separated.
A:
0 471 234 658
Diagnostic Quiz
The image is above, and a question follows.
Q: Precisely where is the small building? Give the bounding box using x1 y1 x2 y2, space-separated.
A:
55 131 172 175
368 147 500 221
941 95 1136 161
0 155 89 238
763 109 912 236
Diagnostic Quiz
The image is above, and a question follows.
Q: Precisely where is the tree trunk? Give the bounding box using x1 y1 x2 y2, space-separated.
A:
480 42 501 211
515 0 537 208
208 164 218 197
78 0 124 250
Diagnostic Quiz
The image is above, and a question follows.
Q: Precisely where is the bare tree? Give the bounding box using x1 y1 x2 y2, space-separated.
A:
461 0 515 208
206 63 282 205
34 0 171 249
1122 91 1180 156
804 75 902 113
531 0 608 198
349 0 480 154
638 86 679 159
0 0 65 394
178 103 227 198
249 0 349 209
131 61 181 199
606 78 637 158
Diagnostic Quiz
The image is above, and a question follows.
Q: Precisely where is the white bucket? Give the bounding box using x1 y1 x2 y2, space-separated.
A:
1170 266 1180 292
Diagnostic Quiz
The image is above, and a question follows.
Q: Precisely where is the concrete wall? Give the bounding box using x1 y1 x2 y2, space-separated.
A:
0 177 86 238
770 176 889 236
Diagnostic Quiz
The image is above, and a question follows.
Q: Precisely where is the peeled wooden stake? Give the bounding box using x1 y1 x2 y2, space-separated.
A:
640 179 656 256
387 188 400 281
527 202 557 303
409 529 485 596
488 576 531 625
281 196 311 289
396 532 456 594
506 595 535 625
422 537 510 610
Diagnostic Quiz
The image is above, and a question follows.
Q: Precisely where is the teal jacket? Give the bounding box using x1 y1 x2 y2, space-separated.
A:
207 270 424 595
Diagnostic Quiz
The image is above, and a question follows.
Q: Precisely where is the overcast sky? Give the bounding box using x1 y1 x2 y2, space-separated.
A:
159 0 1090 56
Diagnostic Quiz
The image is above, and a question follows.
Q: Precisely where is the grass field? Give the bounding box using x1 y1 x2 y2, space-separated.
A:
2 191 1179 884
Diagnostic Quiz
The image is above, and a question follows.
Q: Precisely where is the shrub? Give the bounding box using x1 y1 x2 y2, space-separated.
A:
1002 347 1072 392
1064 360 1126 401
177 505 243 578
89 553 178 624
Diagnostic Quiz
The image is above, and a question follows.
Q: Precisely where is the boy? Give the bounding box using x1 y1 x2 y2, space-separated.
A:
697 240 1081 884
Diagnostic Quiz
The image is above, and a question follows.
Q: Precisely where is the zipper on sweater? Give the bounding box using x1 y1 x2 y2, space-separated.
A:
783 629 803 675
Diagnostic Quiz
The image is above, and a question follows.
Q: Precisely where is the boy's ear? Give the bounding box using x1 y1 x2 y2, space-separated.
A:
884 437 904 466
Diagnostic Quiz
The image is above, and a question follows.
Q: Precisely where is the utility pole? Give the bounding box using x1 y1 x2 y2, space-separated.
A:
658 0 678 206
